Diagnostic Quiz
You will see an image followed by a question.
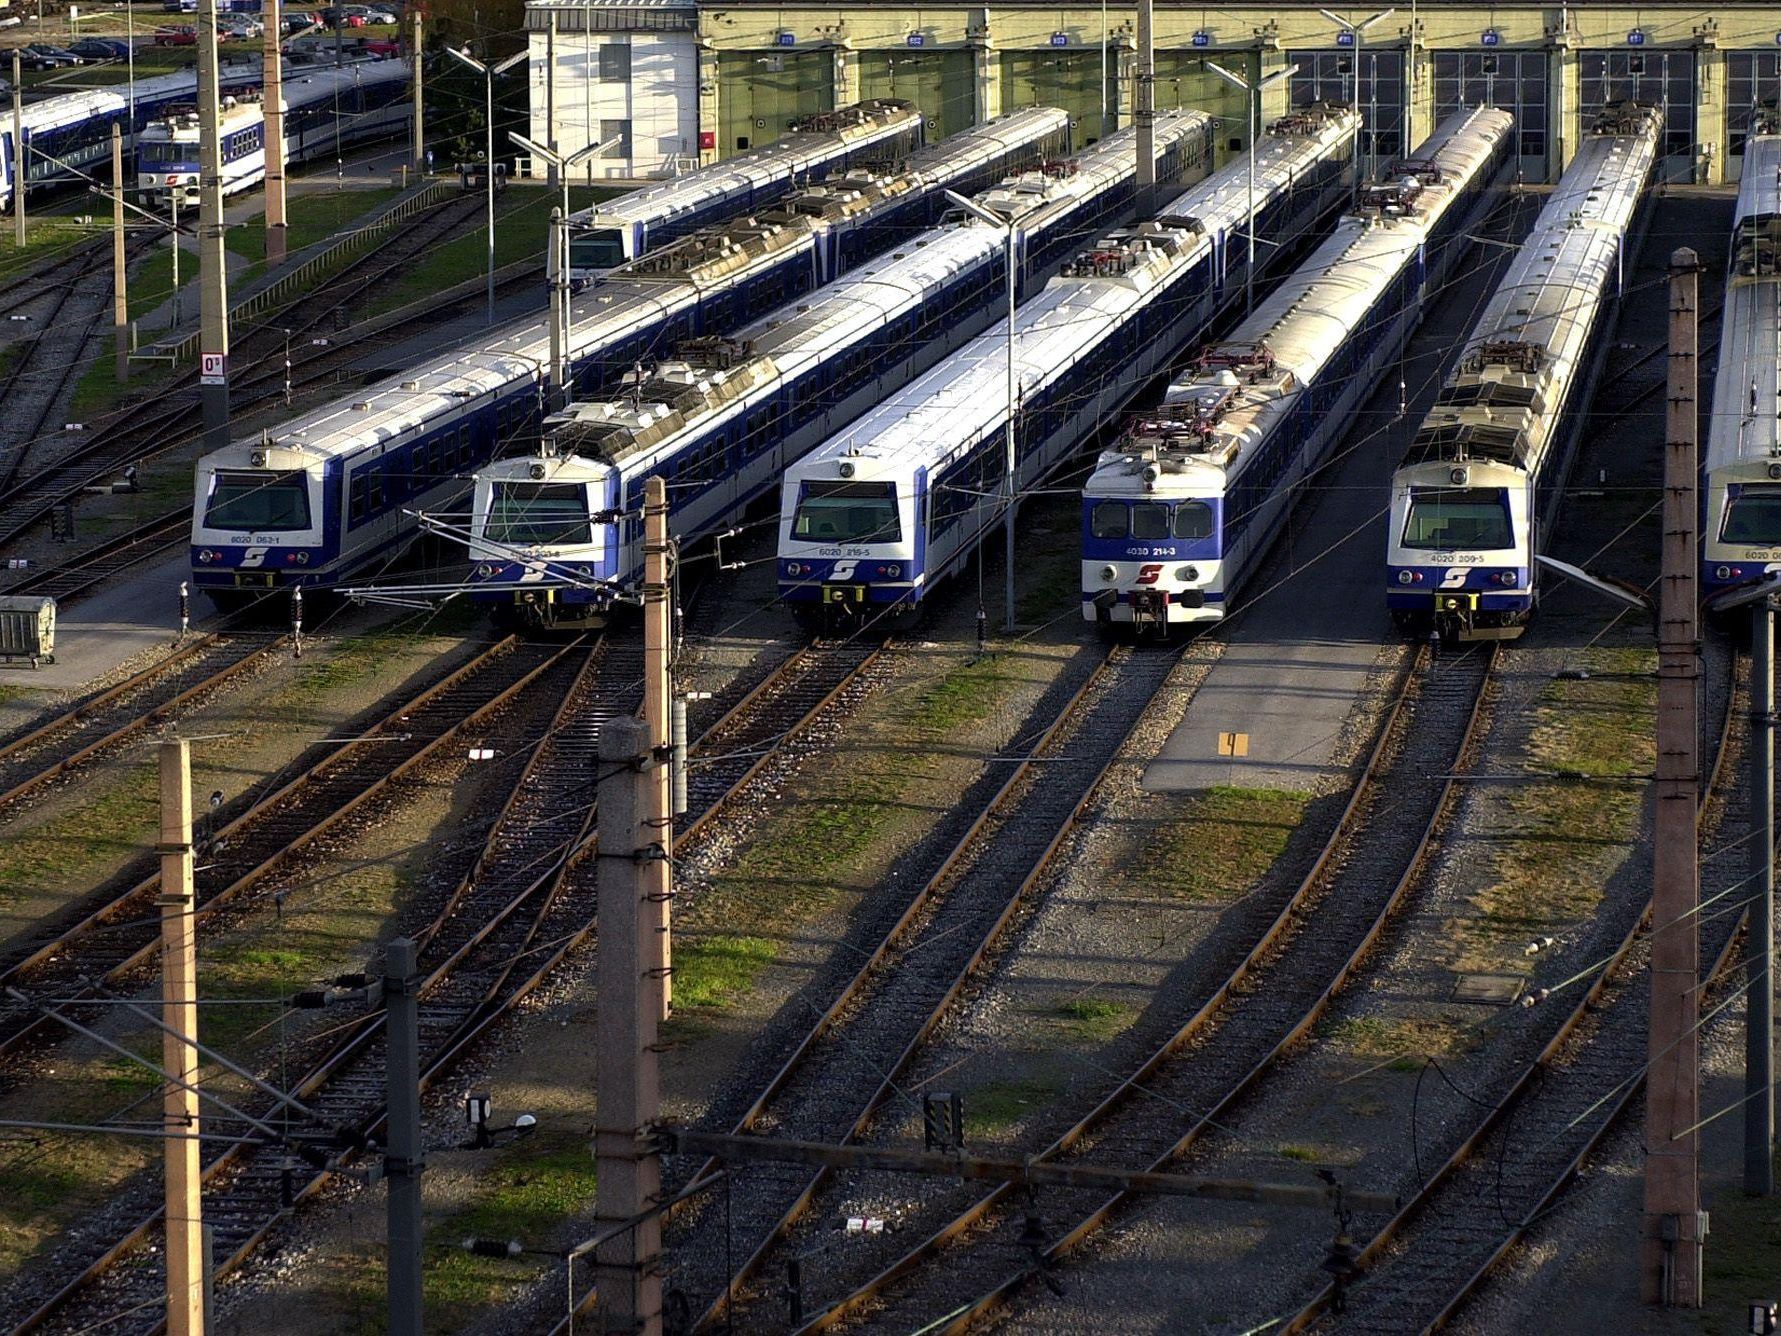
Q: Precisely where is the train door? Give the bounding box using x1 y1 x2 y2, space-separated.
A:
1726 52 1781 182
1431 50 1549 181
1578 49 1697 181
859 50 972 143
716 51 830 159
1288 48 1405 176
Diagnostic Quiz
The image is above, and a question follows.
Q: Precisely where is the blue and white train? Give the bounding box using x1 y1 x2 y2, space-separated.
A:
566 101 924 283
460 113 1219 626
1700 115 1781 606
1384 102 1661 638
776 103 1361 620
135 60 410 209
187 109 1070 602
1081 107 1516 634
0 61 267 210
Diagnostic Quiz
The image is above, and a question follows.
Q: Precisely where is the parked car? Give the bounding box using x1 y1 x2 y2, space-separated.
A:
361 8 398 24
153 25 197 45
353 34 399 56
19 43 84 69
220 16 263 38
282 13 317 35
69 36 129 60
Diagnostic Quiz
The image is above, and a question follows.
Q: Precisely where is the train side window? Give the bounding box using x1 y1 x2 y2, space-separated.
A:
350 474 368 524
1090 500 1128 540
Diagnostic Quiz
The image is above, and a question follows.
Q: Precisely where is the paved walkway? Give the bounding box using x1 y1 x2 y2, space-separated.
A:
7 551 207 691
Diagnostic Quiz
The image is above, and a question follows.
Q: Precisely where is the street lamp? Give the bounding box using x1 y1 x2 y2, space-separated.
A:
1318 8 1395 181
446 45 527 325
945 187 1019 632
1205 61 1299 316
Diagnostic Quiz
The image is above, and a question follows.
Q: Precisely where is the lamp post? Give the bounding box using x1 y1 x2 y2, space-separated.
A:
447 45 526 325
507 130 617 236
1206 61 1298 316
1318 8 1395 182
946 188 1019 631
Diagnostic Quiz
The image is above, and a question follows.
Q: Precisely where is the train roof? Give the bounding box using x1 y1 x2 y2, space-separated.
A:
791 105 1359 482
1703 131 1781 477
571 99 923 233
197 109 1066 472
1086 107 1515 495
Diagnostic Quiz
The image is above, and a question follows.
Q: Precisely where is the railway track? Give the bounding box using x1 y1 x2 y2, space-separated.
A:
758 642 1494 1336
0 235 110 324
11 631 897 1333
1283 640 1742 1334
641 641 1181 1332
0 630 285 812
0 512 189 603
0 192 490 550
0 634 565 1070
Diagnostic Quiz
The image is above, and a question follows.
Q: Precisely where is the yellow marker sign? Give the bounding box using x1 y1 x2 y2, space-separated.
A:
1218 732 1249 758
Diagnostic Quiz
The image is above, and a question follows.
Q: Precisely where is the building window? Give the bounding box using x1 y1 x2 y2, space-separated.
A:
598 42 631 82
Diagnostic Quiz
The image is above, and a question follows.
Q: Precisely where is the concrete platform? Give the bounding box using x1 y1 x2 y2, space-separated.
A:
1143 190 1542 795
2 552 207 692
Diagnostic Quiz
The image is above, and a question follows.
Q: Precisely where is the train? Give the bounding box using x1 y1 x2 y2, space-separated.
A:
187 109 1071 604
460 113 1219 627
1700 111 1781 607
565 101 925 284
1080 107 1517 635
1384 102 1662 639
0 60 267 211
776 103 1361 621
135 59 410 210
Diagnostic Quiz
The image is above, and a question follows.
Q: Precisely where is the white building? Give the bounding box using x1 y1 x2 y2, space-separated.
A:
524 0 701 179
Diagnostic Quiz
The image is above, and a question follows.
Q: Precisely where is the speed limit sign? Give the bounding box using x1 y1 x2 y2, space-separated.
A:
200 352 226 385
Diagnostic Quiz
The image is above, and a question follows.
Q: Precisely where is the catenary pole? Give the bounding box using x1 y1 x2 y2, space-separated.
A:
1748 600 1776 1195
643 474 673 1018
411 7 425 173
1135 0 1154 210
196 0 231 448
12 51 23 247
593 716 663 1336
112 124 128 383
384 939 423 1336
263 0 286 265
1002 219 1016 631
160 738 205 1336
1642 246 1702 1305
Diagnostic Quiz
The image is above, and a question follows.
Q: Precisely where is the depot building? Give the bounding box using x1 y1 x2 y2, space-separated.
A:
520 0 1779 184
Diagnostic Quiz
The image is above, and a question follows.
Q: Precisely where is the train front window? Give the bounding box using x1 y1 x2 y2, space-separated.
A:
1401 487 1511 551
1173 502 1214 539
1721 486 1781 545
569 228 626 272
205 470 311 531
1089 501 1127 539
138 141 193 164
485 483 591 547
792 481 901 544
1132 503 1169 540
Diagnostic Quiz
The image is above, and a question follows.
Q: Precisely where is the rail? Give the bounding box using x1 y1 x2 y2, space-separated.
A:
155 179 455 364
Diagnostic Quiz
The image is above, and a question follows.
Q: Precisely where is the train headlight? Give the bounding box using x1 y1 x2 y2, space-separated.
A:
196 549 216 564
1768 464 1781 480
874 563 901 578
528 463 547 481
1717 565 1733 580
476 563 496 578
1448 466 1468 486
1100 564 1118 583
1175 565 1199 584
784 561 807 577
1397 570 1414 585
1492 570 1515 586
249 450 268 468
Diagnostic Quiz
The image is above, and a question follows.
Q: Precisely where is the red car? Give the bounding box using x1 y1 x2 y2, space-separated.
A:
154 24 198 44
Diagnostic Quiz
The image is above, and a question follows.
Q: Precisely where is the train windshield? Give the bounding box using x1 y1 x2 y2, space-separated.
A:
1400 487 1512 551
204 470 311 531
138 141 195 164
484 482 592 547
569 228 627 272
1720 485 1781 545
791 481 901 544
1086 500 1213 540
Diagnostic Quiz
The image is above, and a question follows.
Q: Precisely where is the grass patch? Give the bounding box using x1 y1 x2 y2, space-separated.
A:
0 761 158 908
424 1137 597 1323
673 935 773 1012
1461 646 1656 972
1046 996 1137 1043
1700 1171 1781 1334
1126 785 1308 901
910 652 1014 734
286 627 406 703
1324 1015 1462 1071
1277 1143 1319 1163
964 1071 1067 1136
366 185 589 315
225 185 406 288
0 215 105 287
